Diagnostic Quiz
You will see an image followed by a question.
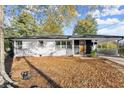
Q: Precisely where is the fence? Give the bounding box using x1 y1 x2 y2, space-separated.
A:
118 48 124 57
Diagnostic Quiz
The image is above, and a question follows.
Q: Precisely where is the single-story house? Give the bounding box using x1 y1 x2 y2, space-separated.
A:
7 35 124 57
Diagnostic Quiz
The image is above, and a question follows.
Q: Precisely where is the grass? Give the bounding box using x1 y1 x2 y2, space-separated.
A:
10 56 124 88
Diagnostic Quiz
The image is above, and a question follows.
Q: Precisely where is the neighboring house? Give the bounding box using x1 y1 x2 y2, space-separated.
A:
7 35 124 57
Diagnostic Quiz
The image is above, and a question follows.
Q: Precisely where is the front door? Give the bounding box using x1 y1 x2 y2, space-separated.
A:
74 40 79 54
79 40 86 54
74 40 86 55
86 40 92 54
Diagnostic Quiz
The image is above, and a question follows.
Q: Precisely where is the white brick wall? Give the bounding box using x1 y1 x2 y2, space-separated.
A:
14 39 72 57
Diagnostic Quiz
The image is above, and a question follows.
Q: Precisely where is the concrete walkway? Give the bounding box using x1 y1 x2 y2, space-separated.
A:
99 56 124 66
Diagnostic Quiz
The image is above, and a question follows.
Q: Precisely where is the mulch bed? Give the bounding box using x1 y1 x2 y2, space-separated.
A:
10 56 124 88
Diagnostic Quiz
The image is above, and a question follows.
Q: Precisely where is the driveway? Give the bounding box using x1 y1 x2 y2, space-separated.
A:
99 56 124 66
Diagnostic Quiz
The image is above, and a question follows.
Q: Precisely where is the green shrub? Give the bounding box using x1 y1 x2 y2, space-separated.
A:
90 50 97 57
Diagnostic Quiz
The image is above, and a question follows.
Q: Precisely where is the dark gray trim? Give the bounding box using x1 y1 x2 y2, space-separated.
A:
5 35 124 40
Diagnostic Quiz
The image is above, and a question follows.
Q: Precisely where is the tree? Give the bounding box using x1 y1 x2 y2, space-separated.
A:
12 12 41 36
73 15 97 35
25 5 77 26
26 5 77 35
42 15 63 35
0 5 14 87
4 5 77 36
0 5 5 86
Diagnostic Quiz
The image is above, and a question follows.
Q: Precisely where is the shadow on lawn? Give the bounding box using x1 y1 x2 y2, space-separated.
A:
22 57 62 88
5 54 14 77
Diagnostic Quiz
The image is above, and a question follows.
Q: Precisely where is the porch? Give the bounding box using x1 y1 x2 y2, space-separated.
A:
71 40 94 56
70 36 123 57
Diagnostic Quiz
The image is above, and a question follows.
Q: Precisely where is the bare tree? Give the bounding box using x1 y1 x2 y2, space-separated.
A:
0 5 5 86
0 5 14 87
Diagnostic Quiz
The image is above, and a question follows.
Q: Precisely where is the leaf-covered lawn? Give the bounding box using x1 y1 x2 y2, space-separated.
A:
11 56 124 88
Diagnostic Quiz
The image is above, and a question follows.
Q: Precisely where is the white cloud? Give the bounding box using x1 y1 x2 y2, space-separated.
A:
118 21 124 25
92 6 124 36
92 10 101 18
92 6 124 18
97 24 124 36
96 18 120 25
102 8 124 16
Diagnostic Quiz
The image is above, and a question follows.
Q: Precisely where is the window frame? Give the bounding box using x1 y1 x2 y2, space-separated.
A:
67 41 72 49
55 41 61 49
55 40 68 49
61 41 66 48
16 41 22 49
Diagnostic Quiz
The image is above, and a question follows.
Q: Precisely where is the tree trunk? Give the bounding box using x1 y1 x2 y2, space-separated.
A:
0 5 5 86
0 5 14 87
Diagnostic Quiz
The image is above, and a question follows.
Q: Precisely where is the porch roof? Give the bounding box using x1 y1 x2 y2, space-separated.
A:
70 35 124 39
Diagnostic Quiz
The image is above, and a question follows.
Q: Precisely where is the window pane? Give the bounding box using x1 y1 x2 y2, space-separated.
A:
56 41 60 45
67 41 72 49
55 41 61 48
16 41 22 49
62 41 66 48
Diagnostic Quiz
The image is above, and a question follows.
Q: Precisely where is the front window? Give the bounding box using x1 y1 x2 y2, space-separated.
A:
16 41 22 49
55 41 68 49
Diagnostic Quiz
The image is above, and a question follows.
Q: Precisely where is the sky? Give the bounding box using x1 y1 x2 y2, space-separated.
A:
64 5 124 36
95 6 124 36
5 5 124 36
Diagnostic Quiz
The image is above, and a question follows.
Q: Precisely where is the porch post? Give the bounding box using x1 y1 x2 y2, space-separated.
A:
66 41 67 55
66 41 67 49
92 40 95 51
117 40 120 56
92 40 97 56
60 41 62 48
72 40 75 55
